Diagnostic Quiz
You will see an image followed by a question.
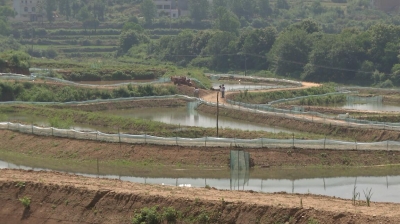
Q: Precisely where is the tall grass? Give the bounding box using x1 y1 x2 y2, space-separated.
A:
0 81 177 102
233 84 336 104
48 116 73 129
298 94 346 106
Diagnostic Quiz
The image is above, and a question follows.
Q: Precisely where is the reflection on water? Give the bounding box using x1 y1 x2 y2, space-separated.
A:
101 102 293 133
332 96 400 112
342 102 400 112
1 102 293 133
1 159 400 203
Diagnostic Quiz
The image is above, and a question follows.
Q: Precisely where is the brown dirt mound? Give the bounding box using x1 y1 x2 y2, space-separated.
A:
1 169 399 224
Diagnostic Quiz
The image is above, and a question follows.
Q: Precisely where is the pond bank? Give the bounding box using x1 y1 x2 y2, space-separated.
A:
1 169 399 224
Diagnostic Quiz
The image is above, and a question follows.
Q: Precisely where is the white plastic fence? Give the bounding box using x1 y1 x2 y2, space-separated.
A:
2 121 400 151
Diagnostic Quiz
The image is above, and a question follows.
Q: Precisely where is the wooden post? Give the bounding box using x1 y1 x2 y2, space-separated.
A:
292 133 295 149
217 92 219 137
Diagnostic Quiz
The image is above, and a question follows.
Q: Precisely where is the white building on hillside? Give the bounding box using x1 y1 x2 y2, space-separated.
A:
153 0 189 18
13 0 44 22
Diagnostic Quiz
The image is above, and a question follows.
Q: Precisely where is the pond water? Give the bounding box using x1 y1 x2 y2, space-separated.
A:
2 159 399 203
340 102 400 112
1 102 293 133
329 96 400 112
99 102 294 133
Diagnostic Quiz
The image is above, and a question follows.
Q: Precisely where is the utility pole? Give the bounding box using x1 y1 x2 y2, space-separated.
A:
217 92 219 137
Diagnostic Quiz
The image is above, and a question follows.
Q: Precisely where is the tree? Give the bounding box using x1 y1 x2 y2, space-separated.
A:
311 0 325 15
276 0 290 10
119 30 149 54
229 0 256 19
83 18 100 32
45 0 56 23
206 31 238 70
214 7 240 35
188 0 209 23
0 6 16 20
93 0 106 21
240 28 277 69
191 30 214 55
211 0 227 17
72 1 80 18
141 0 157 25
163 30 195 65
289 19 320 34
302 32 366 83
0 20 10 36
122 22 144 33
368 24 400 73
77 6 91 22
258 0 272 18
268 29 312 78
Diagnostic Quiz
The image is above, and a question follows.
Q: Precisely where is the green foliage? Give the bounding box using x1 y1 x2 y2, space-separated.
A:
0 51 30 74
189 0 209 23
363 188 373 207
197 211 210 224
132 206 161 224
119 30 149 54
234 84 336 104
0 81 177 102
299 94 346 106
19 196 31 208
162 207 178 223
214 7 240 34
141 0 157 25
48 116 73 129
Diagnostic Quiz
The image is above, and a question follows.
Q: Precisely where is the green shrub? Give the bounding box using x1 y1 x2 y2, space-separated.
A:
162 207 178 223
132 206 161 224
48 116 73 129
19 196 31 208
197 212 210 224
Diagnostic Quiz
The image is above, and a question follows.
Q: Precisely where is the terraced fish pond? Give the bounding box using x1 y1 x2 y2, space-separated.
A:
2 159 400 203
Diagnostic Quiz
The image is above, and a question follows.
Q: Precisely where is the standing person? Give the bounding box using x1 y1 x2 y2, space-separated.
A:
194 87 199 98
221 84 225 98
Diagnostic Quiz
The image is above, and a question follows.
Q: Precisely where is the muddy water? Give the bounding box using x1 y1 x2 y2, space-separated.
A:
1 159 399 203
99 102 293 133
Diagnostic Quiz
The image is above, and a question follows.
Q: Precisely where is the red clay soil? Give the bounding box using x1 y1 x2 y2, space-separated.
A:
1 169 400 224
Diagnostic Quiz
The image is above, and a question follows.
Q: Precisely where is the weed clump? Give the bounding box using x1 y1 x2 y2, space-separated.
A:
19 196 31 208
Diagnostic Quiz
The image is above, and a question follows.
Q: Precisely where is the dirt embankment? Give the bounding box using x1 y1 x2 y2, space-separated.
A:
1 169 399 224
2 130 400 169
55 98 189 111
196 104 400 142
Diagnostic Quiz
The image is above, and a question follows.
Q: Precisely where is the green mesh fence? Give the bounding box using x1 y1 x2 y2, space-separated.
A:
230 150 250 190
